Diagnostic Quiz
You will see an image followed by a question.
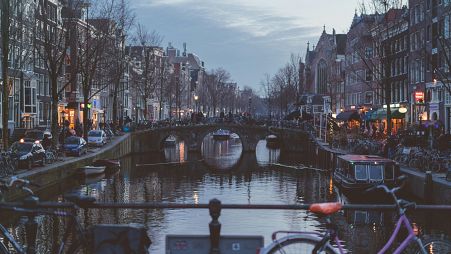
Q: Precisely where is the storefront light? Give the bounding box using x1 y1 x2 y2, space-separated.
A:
399 107 407 113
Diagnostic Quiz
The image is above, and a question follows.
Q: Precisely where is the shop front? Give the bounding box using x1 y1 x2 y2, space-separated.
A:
368 105 407 135
335 110 361 129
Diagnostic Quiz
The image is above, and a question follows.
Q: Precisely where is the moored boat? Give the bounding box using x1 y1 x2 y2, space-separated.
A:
164 135 177 146
79 166 106 176
213 129 230 140
333 154 400 198
92 159 120 168
266 134 280 149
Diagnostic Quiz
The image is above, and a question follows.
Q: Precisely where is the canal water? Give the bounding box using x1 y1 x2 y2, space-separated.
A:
2 133 450 253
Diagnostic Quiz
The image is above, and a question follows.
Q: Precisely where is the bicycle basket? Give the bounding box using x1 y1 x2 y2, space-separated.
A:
90 223 151 254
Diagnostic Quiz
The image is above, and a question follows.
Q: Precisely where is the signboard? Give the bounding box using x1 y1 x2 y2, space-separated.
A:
166 235 264 254
415 92 424 103
429 104 439 110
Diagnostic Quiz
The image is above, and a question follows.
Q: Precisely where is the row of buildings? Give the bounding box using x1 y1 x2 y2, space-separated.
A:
0 0 233 135
302 1 451 134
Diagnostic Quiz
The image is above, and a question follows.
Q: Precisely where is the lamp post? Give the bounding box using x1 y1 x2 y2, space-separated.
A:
103 107 106 130
194 95 199 113
61 111 67 148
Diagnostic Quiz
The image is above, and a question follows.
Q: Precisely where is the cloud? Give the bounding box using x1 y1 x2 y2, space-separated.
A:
136 0 315 44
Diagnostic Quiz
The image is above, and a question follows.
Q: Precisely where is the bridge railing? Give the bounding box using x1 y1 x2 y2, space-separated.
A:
5 199 450 254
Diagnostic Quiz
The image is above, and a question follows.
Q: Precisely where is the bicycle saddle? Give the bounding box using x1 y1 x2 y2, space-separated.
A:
309 202 342 216
64 193 96 207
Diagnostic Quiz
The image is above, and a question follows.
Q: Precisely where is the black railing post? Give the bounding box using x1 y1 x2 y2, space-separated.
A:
424 171 433 204
24 196 39 254
209 198 221 254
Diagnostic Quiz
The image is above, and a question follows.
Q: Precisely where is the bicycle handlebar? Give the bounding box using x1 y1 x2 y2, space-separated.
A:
0 177 41 196
365 175 411 211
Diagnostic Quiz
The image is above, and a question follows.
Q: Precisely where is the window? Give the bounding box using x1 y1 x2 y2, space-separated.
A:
39 102 43 121
365 47 373 58
24 81 37 113
355 165 368 181
385 165 395 180
365 69 372 81
368 165 383 181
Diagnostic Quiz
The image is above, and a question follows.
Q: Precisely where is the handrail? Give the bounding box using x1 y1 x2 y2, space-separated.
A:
2 199 450 254
3 201 451 211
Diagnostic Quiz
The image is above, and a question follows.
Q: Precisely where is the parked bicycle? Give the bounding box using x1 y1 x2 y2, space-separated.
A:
0 152 17 177
259 176 451 254
0 177 150 254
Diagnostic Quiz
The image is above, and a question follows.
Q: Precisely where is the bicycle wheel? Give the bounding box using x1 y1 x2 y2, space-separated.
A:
409 237 451 254
0 242 9 254
262 235 338 254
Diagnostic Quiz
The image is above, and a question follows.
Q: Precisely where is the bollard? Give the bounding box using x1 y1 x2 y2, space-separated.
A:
209 198 222 254
424 171 433 204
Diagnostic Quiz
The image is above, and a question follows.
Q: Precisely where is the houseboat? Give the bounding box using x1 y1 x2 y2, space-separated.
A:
333 154 400 196
164 135 177 146
266 134 280 149
213 129 231 141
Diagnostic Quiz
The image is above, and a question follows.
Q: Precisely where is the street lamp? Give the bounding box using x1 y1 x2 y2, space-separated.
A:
194 95 199 112
103 107 106 130
61 111 66 126
61 110 67 149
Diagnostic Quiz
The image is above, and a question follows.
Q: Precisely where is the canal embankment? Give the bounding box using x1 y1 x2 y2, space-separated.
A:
4 133 132 200
311 138 451 205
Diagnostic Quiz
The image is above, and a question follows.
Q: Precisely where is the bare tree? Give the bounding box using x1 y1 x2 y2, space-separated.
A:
1 0 12 148
158 58 171 120
260 73 274 120
205 68 230 116
76 0 118 139
108 0 134 127
1 0 35 148
36 0 76 146
434 37 451 96
132 24 163 120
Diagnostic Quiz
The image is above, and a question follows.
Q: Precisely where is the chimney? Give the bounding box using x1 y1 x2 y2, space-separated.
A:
183 42 187 56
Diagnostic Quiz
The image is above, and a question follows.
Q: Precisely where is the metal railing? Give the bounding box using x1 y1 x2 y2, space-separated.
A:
3 199 450 254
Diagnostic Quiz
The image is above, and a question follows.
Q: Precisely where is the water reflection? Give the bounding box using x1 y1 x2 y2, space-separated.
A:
163 138 188 163
256 140 280 166
0 147 449 253
201 133 242 170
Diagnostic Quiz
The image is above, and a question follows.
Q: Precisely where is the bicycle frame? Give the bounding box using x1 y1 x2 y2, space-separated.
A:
0 223 25 253
377 214 426 254
326 213 426 254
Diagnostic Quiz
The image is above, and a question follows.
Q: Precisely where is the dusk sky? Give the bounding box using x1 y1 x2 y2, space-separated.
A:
134 0 359 92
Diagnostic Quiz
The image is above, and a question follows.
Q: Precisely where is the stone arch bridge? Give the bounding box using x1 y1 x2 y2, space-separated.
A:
131 124 311 153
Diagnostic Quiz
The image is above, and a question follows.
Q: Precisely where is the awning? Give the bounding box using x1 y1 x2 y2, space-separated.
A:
364 110 376 121
336 111 360 121
391 109 406 119
370 108 405 120
371 109 386 120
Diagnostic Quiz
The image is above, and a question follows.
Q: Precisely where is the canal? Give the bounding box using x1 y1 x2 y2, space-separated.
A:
3 132 451 253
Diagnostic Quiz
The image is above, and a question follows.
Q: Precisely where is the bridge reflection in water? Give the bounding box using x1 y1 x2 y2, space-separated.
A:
1 136 449 253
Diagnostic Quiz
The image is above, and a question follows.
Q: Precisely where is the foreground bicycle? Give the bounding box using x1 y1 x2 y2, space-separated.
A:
0 177 150 254
259 176 451 254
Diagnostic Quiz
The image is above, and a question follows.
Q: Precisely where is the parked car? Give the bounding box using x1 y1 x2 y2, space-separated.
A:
87 130 107 146
10 140 46 169
63 136 87 157
23 129 52 143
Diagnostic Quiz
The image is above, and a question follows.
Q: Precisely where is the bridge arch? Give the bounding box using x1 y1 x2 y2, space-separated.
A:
132 123 311 154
